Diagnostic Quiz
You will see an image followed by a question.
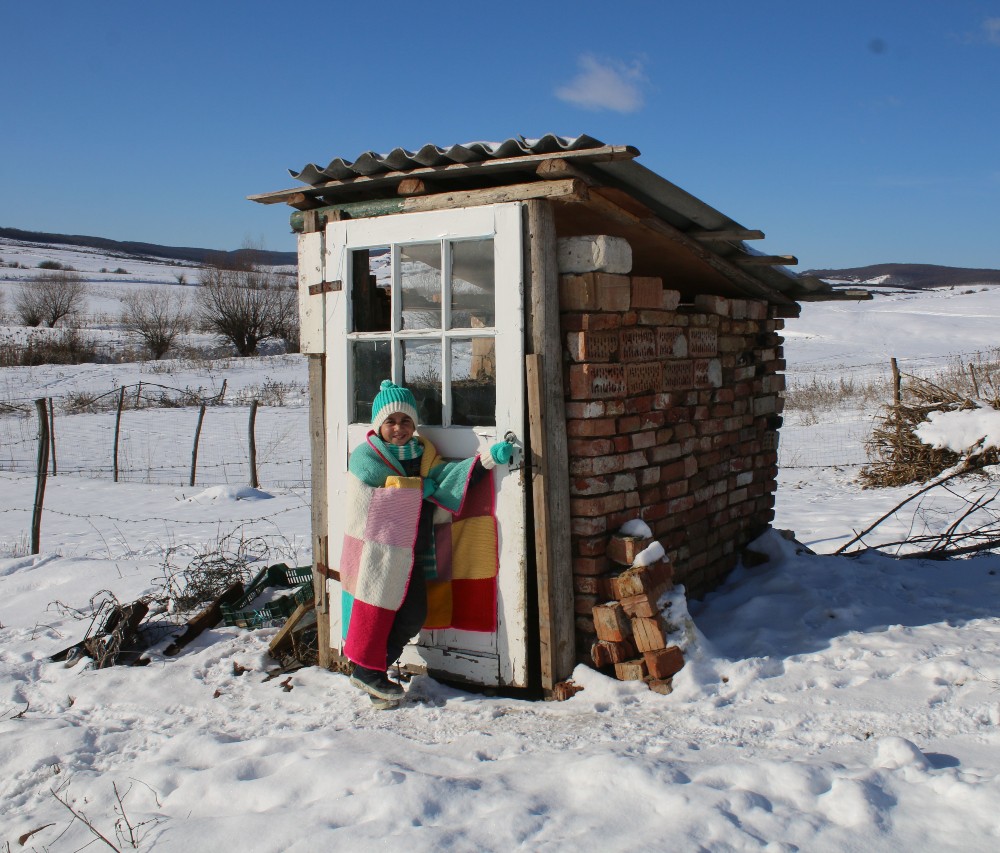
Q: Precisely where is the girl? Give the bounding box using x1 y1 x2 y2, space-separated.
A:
339 380 514 708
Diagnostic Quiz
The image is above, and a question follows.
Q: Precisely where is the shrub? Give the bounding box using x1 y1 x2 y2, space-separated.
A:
37 260 62 270
120 288 191 359
196 245 296 357
13 270 88 328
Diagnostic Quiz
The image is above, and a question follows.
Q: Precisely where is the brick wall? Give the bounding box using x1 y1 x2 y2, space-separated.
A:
559 272 786 661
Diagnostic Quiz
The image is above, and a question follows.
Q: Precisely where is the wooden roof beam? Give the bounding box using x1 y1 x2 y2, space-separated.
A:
689 228 765 242
570 189 796 305
732 254 799 267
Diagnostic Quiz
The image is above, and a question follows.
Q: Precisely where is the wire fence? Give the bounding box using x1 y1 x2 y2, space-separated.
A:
0 384 311 488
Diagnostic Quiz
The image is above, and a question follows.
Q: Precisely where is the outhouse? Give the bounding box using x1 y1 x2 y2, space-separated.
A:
250 135 836 696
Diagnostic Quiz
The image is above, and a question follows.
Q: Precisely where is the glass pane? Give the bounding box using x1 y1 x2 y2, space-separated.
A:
351 248 391 332
400 243 441 331
402 339 442 425
450 239 495 329
451 338 496 427
351 340 392 423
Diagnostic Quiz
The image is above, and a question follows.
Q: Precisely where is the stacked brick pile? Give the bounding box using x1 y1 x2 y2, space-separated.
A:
590 532 682 693
557 243 787 683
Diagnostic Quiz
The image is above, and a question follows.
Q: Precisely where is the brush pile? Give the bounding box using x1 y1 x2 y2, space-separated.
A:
860 366 1000 488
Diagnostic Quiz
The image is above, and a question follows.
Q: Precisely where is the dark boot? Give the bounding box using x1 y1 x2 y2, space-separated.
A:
350 665 404 700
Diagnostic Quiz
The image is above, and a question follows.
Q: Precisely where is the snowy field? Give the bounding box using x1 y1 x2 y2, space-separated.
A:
4 240 1000 850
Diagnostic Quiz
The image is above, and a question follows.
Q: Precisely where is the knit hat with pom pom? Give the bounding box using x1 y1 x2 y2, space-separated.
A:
371 379 419 432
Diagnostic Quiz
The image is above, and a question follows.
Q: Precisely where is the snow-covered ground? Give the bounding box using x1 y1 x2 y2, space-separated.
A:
4 242 1000 850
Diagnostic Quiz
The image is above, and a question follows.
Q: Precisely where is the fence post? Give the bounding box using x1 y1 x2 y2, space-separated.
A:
248 399 259 488
48 396 57 476
32 399 50 554
890 357 901 407
190 403 207 487
113 386 125 482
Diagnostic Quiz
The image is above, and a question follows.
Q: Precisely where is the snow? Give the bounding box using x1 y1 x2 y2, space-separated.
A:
915 407 1000 454
618 518 653 538
4 244 1000 849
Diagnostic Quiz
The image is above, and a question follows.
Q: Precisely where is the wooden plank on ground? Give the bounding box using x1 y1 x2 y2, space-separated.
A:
164 582 244 656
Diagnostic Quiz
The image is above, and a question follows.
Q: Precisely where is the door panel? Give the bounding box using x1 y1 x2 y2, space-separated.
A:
324 204 527 687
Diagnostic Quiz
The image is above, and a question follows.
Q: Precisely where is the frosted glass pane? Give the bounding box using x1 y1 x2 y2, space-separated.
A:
450 239 495 329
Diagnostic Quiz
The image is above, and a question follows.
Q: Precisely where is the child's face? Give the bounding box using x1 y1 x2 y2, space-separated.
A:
379 412 415 445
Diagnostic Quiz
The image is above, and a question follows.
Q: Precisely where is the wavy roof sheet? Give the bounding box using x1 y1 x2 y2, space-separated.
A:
290 134 607 184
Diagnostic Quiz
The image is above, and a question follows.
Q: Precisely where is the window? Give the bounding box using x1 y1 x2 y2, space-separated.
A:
349 238 496 427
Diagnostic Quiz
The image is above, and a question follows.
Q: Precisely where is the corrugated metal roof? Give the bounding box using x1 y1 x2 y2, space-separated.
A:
289 134 608 184
262 135 841 302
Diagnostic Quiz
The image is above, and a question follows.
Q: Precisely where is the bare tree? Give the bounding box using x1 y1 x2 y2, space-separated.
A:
195 247 295 357
120 287 191 359
13 270 87 327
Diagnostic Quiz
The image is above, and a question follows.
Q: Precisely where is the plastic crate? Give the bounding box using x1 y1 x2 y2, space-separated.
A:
221 563 314 629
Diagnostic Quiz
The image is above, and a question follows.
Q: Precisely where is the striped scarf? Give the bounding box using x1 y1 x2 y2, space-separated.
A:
382 437 424 462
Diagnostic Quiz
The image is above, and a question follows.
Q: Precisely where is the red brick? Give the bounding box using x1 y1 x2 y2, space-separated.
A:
693 358 722 388
574 535 607 557
593 602 632 642
635 310 675 325
663 360 694 389
626 362 662 395
607 534 653 566
598 274 632 310
575 594 598 614
632 616 668 652
567 417 618 438
614 659 649 681
566 330 619 363
571 516 608 536
630 430 657 451
644 646 685 679
571 493 626 518
631 276 664 309
591 637 637 668
560 312 622 332
570 476 611 496
619 327 657 361
568 363 626 400
619 592 659 618
568 437 615 457
560 272 629 311
573 555 610 576
688 328 718 357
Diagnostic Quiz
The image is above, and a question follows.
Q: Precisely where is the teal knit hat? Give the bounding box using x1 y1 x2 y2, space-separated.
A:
371 379 419 432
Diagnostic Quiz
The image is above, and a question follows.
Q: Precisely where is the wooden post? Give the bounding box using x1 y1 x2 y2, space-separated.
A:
891 357 901 406
113 386 125 482
32 399 50 554
48 396 57 476
523 199 575 694
309 354 331 667
218 378 228 404
248 400 259 488
969 363 981 399
190 403 206 487
135 381 142 409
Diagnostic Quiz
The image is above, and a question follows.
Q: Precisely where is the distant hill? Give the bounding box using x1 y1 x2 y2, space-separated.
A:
0 227 297 268
806 263 1000 290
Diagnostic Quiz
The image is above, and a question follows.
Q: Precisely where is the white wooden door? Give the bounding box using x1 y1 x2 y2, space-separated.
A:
324 204 528 687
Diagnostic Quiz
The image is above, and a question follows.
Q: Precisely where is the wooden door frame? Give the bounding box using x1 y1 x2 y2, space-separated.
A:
522 200 576 694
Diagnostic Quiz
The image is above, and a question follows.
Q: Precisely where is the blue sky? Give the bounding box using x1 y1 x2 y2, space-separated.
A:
2 1 999 271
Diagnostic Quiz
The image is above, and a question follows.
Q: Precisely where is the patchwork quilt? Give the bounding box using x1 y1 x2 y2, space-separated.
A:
338 431 499 670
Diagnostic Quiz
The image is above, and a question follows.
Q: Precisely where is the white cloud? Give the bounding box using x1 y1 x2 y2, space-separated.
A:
554 55 646 113
985 18 1000 44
